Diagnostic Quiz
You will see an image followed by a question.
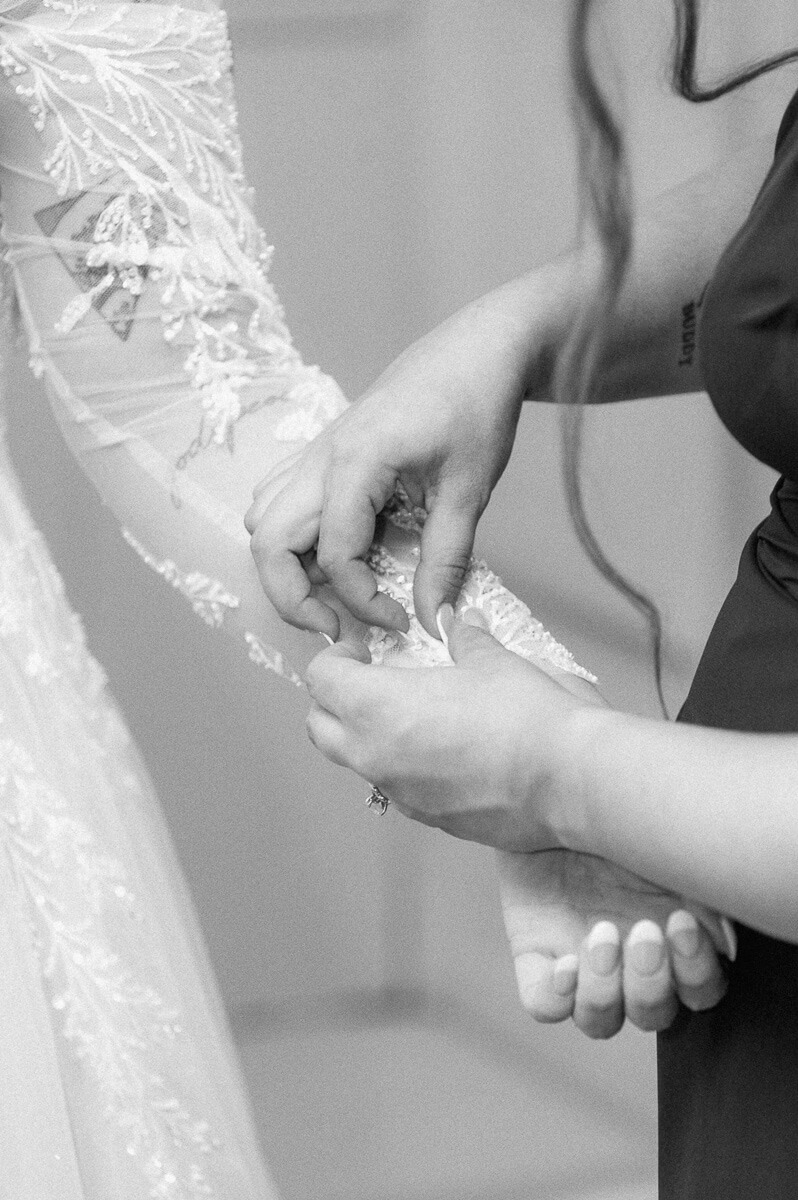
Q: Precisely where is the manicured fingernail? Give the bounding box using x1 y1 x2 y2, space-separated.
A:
436 603 454 647
721 916 737 962
667 910 700 958
320 632 335 646
628 920 666 976
552 954 579 996
462 607 489 631
587 921 621 976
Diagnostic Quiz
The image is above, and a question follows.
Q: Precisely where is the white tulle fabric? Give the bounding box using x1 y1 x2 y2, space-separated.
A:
0 1 594 1196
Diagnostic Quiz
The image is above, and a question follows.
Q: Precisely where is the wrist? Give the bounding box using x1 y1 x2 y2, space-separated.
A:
546 700 629 855
515 248 601 402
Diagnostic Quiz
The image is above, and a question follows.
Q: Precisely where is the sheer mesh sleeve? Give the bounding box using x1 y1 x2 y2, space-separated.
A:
0 0 596 688
0 0 357 684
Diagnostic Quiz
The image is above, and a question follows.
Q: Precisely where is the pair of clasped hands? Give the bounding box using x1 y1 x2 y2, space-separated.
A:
244 305 733 1040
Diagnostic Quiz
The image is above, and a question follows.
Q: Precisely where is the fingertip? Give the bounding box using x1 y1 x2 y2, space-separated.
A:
626 920 667 977
435 603 454 648
514 954 573 1023
335 636 372 666
370 591 409 634
296 598 340 642
666 910 700 959
552 954 579 997
720 916 738 962
586 920 622 976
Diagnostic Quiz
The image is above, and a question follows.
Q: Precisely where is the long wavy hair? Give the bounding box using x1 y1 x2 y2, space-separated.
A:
560 0 798 715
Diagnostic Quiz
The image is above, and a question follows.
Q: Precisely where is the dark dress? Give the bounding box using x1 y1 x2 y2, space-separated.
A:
658 88 798 1198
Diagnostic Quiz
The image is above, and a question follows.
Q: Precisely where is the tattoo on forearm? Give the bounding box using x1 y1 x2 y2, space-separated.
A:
35 193 164 342
678 283 708 368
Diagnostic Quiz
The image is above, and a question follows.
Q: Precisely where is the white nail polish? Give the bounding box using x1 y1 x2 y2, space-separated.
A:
586 921 621 976
627 920 666 976
435 610 450 650
552 954 579 996
720 916 738 962
666 910 700 958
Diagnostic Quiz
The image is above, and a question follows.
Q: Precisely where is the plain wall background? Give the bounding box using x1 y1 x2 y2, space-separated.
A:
5 0 798 1184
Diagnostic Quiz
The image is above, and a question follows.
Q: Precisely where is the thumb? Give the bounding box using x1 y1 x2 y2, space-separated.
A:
442 607 511 671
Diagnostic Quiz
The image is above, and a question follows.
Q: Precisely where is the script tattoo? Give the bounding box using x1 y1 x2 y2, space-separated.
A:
678 283 709 368
34 193 164 342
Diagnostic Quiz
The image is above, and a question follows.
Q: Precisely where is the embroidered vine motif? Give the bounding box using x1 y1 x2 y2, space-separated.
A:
0 523 225 1197
0 0 347 454
0 527 102 693
244 631 304 688
121 528 240 628
0 733 223 1198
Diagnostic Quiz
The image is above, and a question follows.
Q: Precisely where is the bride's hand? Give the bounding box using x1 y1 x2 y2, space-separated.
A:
244 300 533 641
499 850 733 1039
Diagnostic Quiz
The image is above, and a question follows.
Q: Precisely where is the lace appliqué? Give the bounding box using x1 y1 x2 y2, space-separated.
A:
0 526 225 1197
244 631 303 688
122 528 239 628
0 1 347 453
0 734 223 1199
121 530 304 686
365 542 598 683
0 525 108 695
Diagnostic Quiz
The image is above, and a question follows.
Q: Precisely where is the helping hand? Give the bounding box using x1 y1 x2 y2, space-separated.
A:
304 605 600 852
244 307 529 641
304 607 734 1036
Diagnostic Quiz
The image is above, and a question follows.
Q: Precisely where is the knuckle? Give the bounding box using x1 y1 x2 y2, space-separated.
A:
303 659 328 699
314 542 342 576
430 557 470 593
265 589 294 622
249 523 275 559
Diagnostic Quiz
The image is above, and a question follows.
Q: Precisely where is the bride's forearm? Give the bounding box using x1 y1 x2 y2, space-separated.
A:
560 706 798 942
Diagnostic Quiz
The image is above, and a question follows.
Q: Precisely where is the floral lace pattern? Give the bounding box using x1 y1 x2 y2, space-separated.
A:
0 522 229 1198
0 0 347 451
365 539 597 682
0 738 222 1199
0 0 347 688
0 5 597 1187
122 528 240 628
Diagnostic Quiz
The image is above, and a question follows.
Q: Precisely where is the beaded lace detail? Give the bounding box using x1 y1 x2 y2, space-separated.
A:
0 0 594 690
0 4 596 1189
0 0 347 451
0 0 346 689
0 738 222 1198
365 538 597 682
244 630 303 687
0 525 226 1197
122 528 240 628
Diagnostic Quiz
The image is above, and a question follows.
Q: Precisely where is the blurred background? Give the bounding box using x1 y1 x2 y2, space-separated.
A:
6 0 798 1197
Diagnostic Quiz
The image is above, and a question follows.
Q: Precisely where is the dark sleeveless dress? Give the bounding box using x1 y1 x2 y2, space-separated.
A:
658 88 798 1198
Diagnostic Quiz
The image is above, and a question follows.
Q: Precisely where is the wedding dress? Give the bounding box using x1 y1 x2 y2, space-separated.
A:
0 1 605 1196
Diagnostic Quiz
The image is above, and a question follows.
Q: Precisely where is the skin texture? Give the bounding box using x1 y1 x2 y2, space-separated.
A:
246 139 776 1036
303 612 732 1036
